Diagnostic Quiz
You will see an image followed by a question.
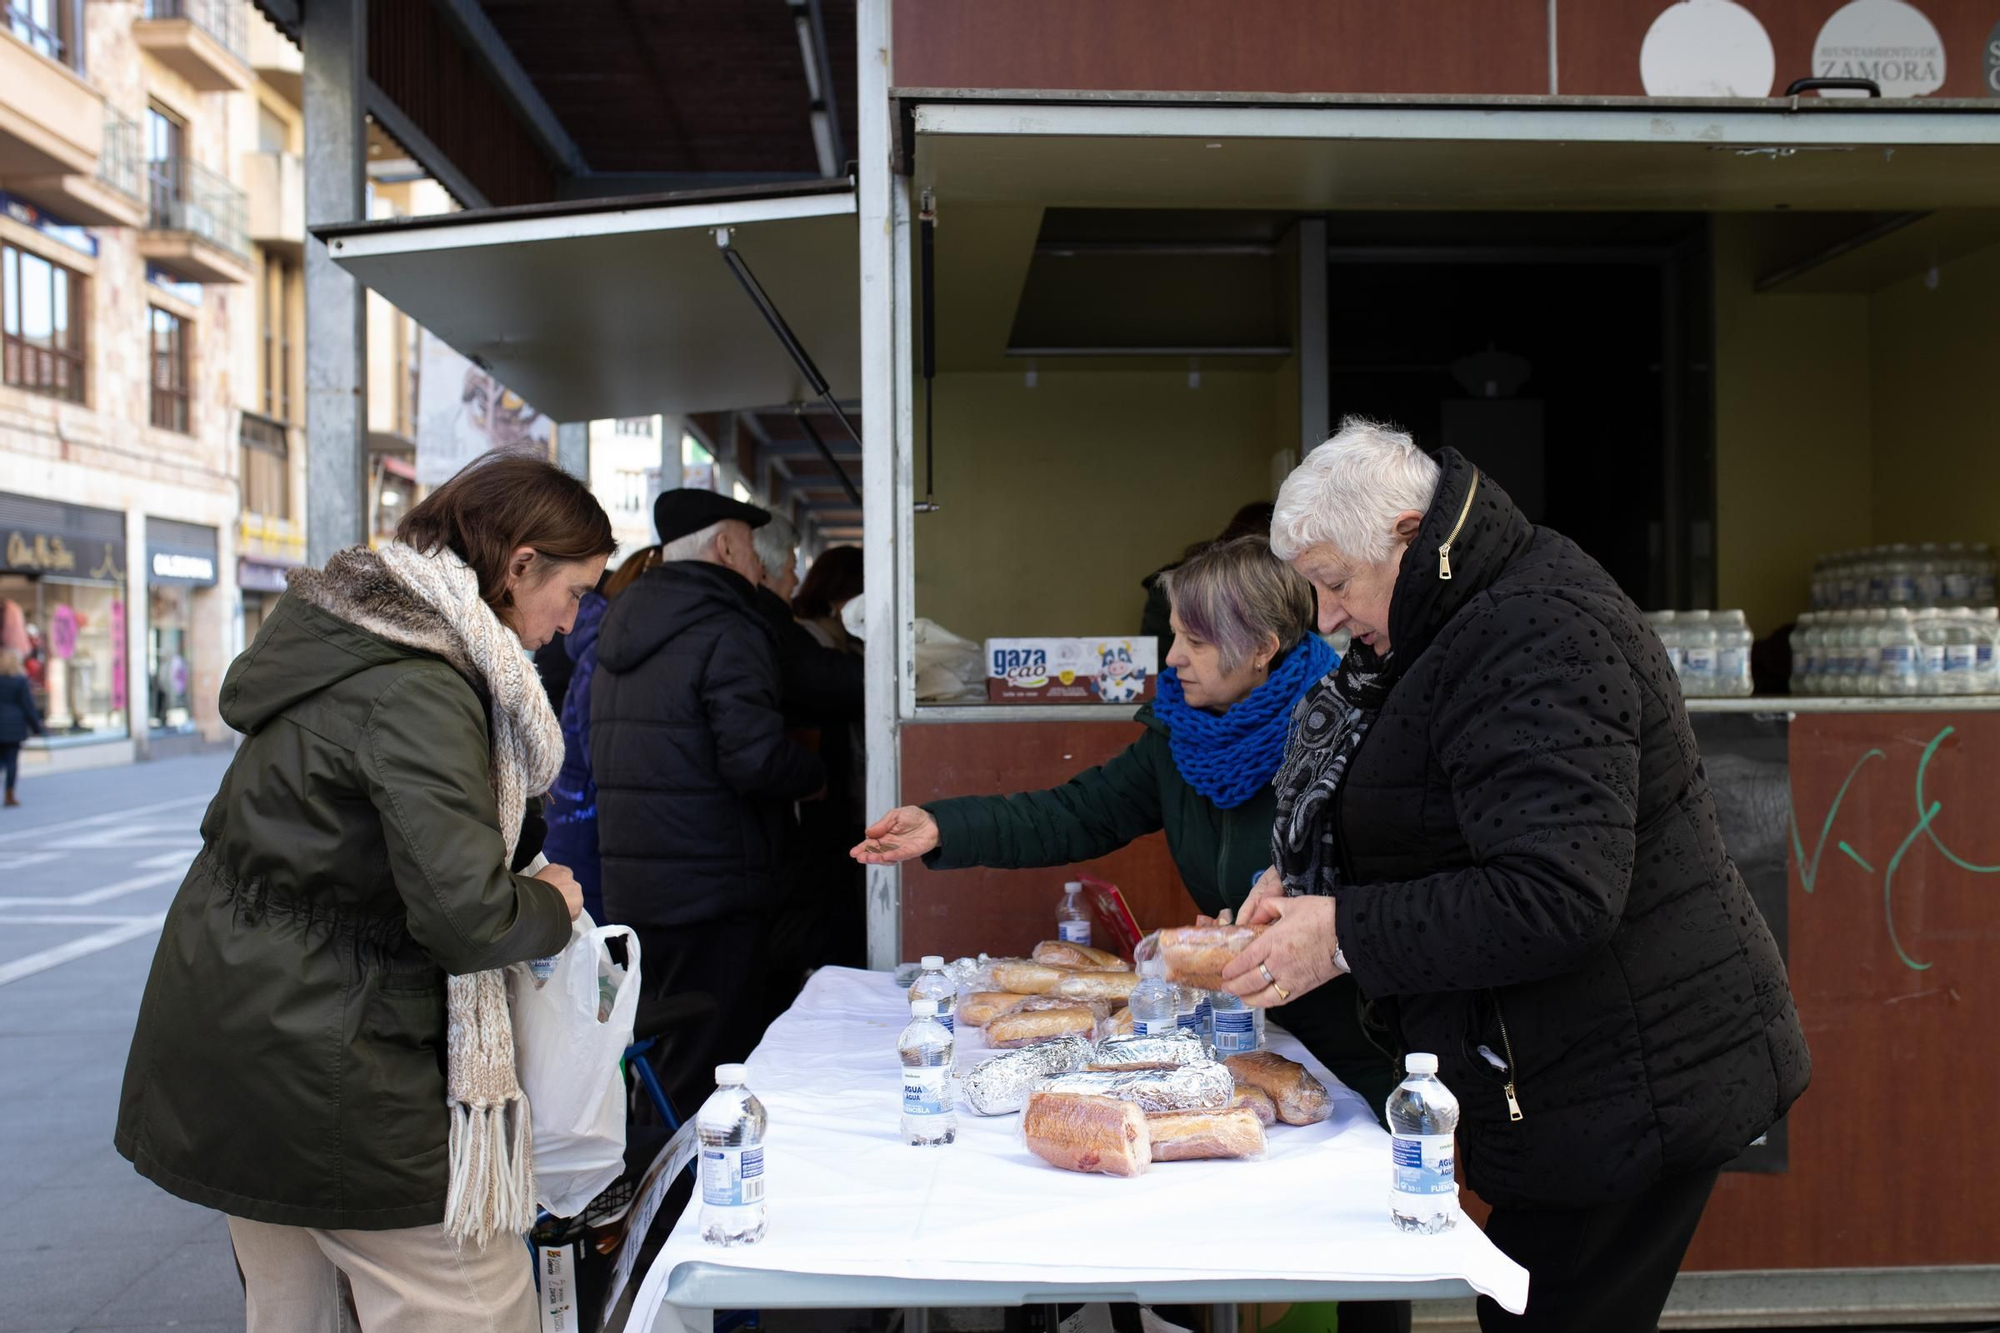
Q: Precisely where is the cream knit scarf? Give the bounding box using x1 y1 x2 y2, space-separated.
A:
317 541 564 1246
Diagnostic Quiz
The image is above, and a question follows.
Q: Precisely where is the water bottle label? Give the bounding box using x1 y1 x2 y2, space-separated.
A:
1923 646 1947 674
1683 647 1716 675
1176 1010 1200 1032
1978 644 1995 669
1945 645 1976 672
1718 647 1746 675
1391 1132 1456 1198
902 1066 949 1116
1945 573 1975 601
1881 646 1916 676
1889 576 1917 603
1978 577 1997 603
1212 1008 1257 1055
700 1146 764 1207
1058 919 1092 946
1139 1017 1178 1037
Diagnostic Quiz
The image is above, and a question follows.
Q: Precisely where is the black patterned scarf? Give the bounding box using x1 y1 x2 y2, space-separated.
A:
1270 643 1399 897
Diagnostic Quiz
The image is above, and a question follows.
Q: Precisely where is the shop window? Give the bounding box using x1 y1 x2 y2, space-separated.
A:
0 572 128 739
2 243 87 404
260 253 295 422
615 417 653 436
145 104 186 227
615 468 646 514
7 0 81 70
148 583 193 733
149 305 189 433
240 411 289 519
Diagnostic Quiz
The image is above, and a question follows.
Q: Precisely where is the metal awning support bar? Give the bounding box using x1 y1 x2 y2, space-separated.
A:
713 224 862 503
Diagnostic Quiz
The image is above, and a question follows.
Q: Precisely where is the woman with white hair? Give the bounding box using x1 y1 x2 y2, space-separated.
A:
1220 419 1810 1333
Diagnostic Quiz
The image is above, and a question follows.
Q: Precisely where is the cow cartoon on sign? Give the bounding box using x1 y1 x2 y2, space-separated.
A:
1092 640 1147 704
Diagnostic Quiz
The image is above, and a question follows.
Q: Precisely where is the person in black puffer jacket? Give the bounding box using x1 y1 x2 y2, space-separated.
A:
1220 421 1809 1333
592 490 825 1116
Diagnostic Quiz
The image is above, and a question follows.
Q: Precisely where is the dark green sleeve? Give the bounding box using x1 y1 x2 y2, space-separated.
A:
921 732 1166 871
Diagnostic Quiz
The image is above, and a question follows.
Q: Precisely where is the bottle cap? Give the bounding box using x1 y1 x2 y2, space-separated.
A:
715 1063 748 1085
921 955 944 970
911 998 938 1016
1405 1052 1439 1076
1063 880 1082 892
1139 957 1166 978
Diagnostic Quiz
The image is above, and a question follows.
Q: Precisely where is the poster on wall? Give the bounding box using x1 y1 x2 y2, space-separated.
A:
1812 0 1945 98
415 330 556 486
1987 20 2000 96
1639 0 1775 98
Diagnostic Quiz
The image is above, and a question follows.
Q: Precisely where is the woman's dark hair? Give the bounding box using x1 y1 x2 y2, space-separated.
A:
1181 500 1275 562
396 451 617 612
603 545 662 599
791 544 864 621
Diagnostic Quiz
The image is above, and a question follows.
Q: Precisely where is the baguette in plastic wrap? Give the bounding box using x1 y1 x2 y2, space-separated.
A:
1032 940 1130 971
963 1035 1095 1115
1146 1107 1267 1162
990 961 1066 995
1156 924 1265 990
1022 1091 1151 1177
1231 1083 1278 1126
1051 970 1139 1003
1042 1061 1233 1113
1224 1051 1333 1125
1106 1007 1134 1036
987 1006 1096 1048
959 992 1032 1027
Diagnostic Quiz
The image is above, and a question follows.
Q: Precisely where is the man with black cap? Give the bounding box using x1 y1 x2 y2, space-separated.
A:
591 489 826 1115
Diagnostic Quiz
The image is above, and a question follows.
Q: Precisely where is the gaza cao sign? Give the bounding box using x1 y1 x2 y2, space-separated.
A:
1812 0 1946 99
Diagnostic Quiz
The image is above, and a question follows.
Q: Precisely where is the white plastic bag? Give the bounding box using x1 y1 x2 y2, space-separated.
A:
914 617 986 703
509 909 641 1217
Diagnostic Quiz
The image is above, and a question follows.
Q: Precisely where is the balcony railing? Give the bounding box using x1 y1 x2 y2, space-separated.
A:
5 0 83 73
147 155 248 260
97 106 142 204
141 0 243 62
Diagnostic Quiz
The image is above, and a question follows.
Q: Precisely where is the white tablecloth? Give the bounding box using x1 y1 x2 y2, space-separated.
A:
636 966 1527 1320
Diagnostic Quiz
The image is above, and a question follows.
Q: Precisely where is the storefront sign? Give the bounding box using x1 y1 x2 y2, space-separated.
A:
145 517 220 588
1813 0 1945 98
237 559 293 594
1985 20 2000 96
0 492 125 580
1639 0 1774 98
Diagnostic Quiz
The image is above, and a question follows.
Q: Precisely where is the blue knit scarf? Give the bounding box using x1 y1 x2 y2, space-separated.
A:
1152 635 1340 810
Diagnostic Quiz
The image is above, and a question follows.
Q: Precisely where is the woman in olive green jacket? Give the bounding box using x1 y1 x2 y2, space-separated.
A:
856 536 1393 1111
116 455 613 1332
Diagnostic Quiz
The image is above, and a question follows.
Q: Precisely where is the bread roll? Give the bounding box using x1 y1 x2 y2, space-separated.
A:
1107 1007 1134 1036
1032 940 1130 971
1146 1107 1267 1162
987 1006 1096 1048
1231 1083 1278 1126
1051 970 1139 1003
959 992 1031 1027
1157 924 1266 991
991 961 1066 995
1023 1091 1151 1177
1224 1051 1332 1126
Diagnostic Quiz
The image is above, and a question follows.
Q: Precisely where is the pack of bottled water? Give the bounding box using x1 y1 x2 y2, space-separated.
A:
1645 609 1756 698
1811 543 1998 611
1791 608 2000 697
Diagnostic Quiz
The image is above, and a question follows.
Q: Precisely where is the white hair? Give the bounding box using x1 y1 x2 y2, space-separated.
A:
752 513 798 582
1270 417 1441 563
661 519 729 562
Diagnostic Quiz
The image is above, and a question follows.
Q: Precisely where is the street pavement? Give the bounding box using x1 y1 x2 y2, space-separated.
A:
0 753 242 1333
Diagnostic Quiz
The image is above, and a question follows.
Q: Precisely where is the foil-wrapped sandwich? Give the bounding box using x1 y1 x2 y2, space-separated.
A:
962 1035 1096 1115
1042 1061 1234 1114
1089 1030 1208 1071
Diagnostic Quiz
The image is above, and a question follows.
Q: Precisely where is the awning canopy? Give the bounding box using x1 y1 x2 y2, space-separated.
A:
316 179 860 423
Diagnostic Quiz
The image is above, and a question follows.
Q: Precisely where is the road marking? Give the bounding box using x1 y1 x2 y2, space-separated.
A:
0 912 167 987
0 868 185 907
1 851 61 871
127 848 205 869
0 795 208 846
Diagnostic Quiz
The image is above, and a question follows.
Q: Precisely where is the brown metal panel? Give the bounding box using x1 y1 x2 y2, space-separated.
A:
892 0 1548 97
1559 0 1992 100
1679 711 2000 1270
899 721 1195 960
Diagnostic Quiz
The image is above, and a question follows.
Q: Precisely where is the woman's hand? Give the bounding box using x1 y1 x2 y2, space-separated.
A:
534 862 585 921
1238 866 1283 926
851 806 940 864
1220 895 1344 1008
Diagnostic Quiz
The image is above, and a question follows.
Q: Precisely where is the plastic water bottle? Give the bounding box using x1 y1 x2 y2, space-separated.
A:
1943 609 1979 695
1878 609 1919 697
899 998 957 1146
1647 610 1682 676
1129 958 1179 1036
909 955 956 1034
1916 612 1950 696
1715 610 1754 697
1175 981 1205 1038
1387 1053 1460 1234
1057 881 1092 947
1679 610 1716 696
698 1064 768 1246
1975 608 1999 695
1208 989 1263 1057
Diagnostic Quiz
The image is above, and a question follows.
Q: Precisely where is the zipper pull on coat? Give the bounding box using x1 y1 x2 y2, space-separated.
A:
1437 472 1479 582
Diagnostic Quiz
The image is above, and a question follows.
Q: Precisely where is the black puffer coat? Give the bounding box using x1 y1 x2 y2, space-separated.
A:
591 560 825 928
1326 450 1809 1209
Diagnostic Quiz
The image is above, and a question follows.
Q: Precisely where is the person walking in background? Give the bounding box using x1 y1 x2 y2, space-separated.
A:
791 543 864 652
544 544 663 923
115 453 611 1332
0 648 44 807
591 490 826 1117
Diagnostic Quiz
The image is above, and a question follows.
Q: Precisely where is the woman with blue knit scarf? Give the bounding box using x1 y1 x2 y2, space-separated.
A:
854 536 1394 1116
